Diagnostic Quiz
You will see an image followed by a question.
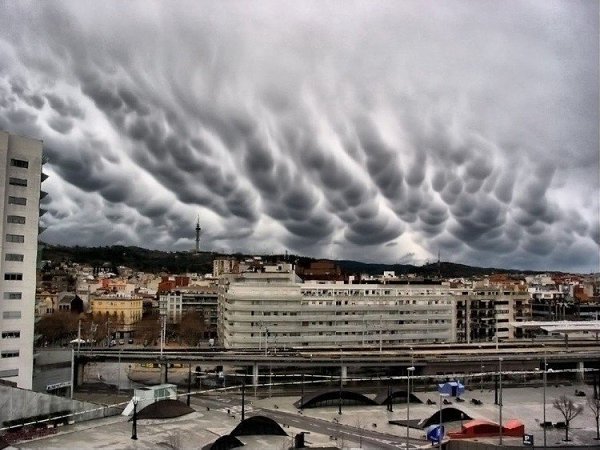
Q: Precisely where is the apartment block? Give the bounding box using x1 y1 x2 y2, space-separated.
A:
0 131 45 389
454 288 531 343
218 270 457 349
159 286 218 332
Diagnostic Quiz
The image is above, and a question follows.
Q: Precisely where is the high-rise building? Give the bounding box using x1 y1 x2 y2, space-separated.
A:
0 131 45 389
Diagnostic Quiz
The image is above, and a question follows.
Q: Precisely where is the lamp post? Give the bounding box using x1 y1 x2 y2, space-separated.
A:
542 344 547 449
241 380 246 421
478 345 483 392
544 365 555 449
131 396 139 440
265 328 269 356
499 357 503 445
406 366 415 448
379 314 383 353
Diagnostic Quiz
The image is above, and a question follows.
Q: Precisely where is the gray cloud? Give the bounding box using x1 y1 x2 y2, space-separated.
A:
0 0 598 272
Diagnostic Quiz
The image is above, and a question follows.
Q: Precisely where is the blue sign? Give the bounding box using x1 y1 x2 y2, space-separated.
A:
426 424 445 444
438 381 465 397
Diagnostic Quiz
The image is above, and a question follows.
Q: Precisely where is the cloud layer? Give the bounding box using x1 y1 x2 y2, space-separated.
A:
0 1 598 272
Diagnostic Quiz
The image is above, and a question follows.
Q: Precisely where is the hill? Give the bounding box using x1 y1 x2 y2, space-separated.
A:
40 243 545 278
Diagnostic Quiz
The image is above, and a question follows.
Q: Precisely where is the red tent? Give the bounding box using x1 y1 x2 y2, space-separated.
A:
448 419 525 439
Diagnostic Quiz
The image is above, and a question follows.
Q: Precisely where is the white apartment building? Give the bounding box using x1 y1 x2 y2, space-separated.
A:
0 131 44 389
218 271 457 348
159 286 219 329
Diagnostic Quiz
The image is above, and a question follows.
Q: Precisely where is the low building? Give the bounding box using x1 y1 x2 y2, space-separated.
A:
90 294 143 338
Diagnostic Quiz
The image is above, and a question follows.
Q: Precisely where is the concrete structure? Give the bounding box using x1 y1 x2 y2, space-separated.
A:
0 131 45 389
0 384 120 427
455 288 530 343
89 294 142 337
218 268 457 348
159 286 218 330
213 258 240 277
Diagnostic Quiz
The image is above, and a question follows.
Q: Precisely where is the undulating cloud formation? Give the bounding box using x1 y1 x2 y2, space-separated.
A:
0 1 598 272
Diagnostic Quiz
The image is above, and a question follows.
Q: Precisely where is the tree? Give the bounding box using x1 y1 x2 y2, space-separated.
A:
553 395 584 441
134 311 161 346
35 311 80 345
179 311 207 346
588 396 600 441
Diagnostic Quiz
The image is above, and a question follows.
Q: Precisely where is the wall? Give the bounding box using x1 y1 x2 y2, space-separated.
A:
0 384 121 427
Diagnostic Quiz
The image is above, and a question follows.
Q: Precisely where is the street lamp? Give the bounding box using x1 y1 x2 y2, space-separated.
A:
543 363 555 450
131 396 139 440
406 366 415 448
499 357 503 445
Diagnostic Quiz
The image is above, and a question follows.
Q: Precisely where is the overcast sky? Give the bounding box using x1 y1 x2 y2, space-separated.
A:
1 1 598 272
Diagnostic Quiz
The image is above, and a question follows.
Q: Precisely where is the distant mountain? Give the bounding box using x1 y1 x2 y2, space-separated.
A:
334 259 543 278
40 243 547 278
40 243 214 274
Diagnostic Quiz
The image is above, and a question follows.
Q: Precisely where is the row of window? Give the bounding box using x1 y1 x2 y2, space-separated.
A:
8 196 27 206
1 350 20 358
1 331 20 339
4 273 23 280
10 158 29 168
3 292 22 299
3 311 21 319
9 177 27 186
8 215 26 224
5 254 24 261
5 234 24 243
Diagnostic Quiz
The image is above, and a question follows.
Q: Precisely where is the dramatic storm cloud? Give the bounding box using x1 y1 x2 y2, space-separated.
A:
0 1 598 272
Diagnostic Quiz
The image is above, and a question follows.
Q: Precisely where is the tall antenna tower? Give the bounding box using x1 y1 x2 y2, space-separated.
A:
195 215 202 253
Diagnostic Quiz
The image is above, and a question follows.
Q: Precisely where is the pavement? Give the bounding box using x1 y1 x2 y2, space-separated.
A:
8 381 600 449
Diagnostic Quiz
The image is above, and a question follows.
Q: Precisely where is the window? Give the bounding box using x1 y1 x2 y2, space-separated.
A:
8 196 27 206
7 215 26 224
1 351 20 358
0 369 19 377
2 311 21 319
1 331 20 339
3 292 22 300
5 254 24 262
9 177 27 186
4 273 23 281
10 158 28 168
6 234 24 243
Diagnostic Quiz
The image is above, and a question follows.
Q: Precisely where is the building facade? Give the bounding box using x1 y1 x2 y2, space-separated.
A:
159 287 218 332
454 288 531 343
0 131 44 389
90 294 143 337
218 271 457 348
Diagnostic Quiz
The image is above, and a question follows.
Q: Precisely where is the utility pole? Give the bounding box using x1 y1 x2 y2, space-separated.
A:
77 319 82 355
160 315 166 357
379 314 383 353
499 357 503 445
187 363 192 406
241 380 246 421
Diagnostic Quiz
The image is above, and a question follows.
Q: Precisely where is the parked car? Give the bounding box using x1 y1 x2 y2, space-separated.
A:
119 339 125 345
128 338 134 344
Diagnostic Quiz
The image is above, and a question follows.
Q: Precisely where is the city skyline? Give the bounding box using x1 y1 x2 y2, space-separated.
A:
0 1 598 272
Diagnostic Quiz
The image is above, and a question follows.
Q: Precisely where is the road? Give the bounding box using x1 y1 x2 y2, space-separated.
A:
189 395 424 449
